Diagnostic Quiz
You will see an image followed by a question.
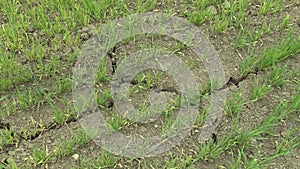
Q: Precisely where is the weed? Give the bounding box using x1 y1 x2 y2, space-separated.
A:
56 140 74 157
55 75 72 94
72 150 119 169
234 30 250 49
96 89 113 109
95 58 111 82
259 0 283 15
108 112 127 130
259 0 274 15
1 98 17 116
135 0 158 13
266 65 287 87
257 34 300 70
189 8 214 26
214 15 230 33
196 134 233 161
29 147 53 167
197 107 210 125
53 108 65 125
229 147 275 169
252 76 271 101
161 117 175 134
225 91 245 118
4 157 20 169
240 55 259 76
275 129 300 155
73 128 90 147
0 128 18 146
279 13 291 31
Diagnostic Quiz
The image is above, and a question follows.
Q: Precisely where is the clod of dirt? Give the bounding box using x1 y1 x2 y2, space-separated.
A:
77 25 97 41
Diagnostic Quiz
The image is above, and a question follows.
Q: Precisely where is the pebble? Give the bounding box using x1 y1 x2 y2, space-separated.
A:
72 154 79 161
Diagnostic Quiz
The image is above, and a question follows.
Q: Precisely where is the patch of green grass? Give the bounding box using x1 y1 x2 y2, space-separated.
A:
197 107 210 126
189 8 215 26
279 13 291 31
0 95 16 116
16 87 56 111
73 128 90 147
53 108 65 125
1 157 20 169
29 147 53 167
1 0 299 168
72 150 120 169
266 65 287 87
55 75 72 94
252 76 271 101
240 54 259 76
252 97 298 137
56 140 75 157
133 71 164 94
229 147 274 169
196 135 233 161
257 33 300 70
95 59 111 82
252 64 288 102
233 13 292 50
275 129 300 155
289 69 300 84
96 89 113 109
56 128 90 157
0 128 18 148
136 73 153 91
161 117 176 135
259 0 284 15
234 30 251 49
214 15 230 33
135 0 158 13
225 91 245 118
230 127 300 169
107 112 128 130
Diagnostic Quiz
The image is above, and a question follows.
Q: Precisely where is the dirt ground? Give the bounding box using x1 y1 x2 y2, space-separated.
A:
0 0 299 169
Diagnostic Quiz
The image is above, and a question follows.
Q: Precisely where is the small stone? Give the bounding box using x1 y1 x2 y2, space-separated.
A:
80 33 90 41
72 154 79 161
46 139 52 144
